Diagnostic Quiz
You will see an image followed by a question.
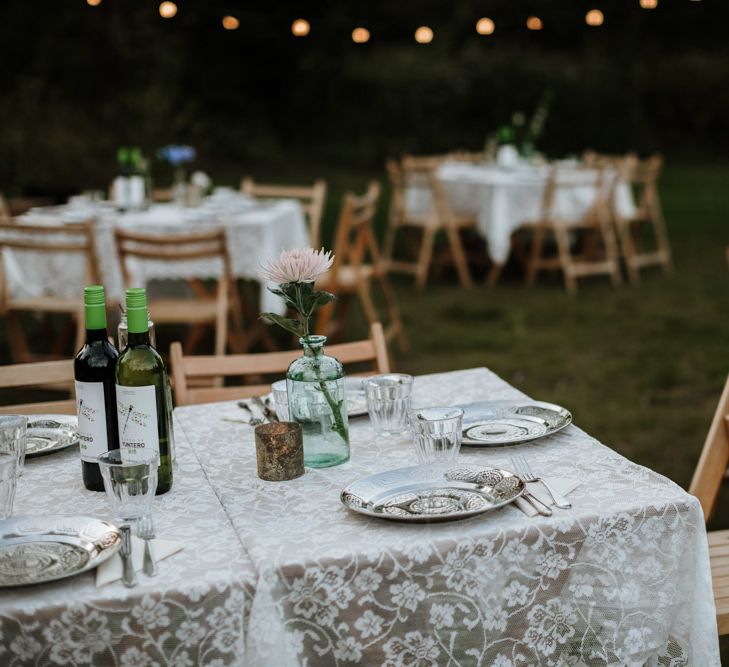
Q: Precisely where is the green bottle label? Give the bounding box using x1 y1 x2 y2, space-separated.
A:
84 285 106 330
126 288 149 334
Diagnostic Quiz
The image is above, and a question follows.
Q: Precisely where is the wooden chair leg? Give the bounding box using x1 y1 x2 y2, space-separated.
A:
446 226 473 289
378 272 408 353
601 222 623 287
415 226 436 290
486 262 505 288
183 324 207 354
617 219 640 284
526 227 545 287
554 226 577 294
383 222 398 266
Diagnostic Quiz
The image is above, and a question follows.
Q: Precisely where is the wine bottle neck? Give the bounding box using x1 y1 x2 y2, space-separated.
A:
127 330 151 346
85 328 108 343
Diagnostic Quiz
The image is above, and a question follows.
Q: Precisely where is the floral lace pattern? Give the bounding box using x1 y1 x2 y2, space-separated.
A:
0 417 256 667
174 367 719 666
1 368 719 666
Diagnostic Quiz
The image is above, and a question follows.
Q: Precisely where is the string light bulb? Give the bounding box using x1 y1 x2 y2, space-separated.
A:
476 18 495 35
414 26 434 44
222 16 239 30
87 0 102 6
352 27 370 44
585 9 604 26
526 16 543 31
159 2 177 19
291 19 310 37
640 0 658 8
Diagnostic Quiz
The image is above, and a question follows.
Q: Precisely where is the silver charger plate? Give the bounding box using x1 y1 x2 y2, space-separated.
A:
461 401 572 446
0 515 121 587
341 464 525 522
25 414 79 458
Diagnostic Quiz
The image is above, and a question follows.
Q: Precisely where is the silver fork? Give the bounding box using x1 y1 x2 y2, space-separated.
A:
512 455 571 509
137 515 157 577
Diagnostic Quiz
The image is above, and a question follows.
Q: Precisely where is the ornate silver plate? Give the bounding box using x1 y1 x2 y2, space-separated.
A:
341 464 524 522
0 515 120 587
25 414 79 458
461 401 572 447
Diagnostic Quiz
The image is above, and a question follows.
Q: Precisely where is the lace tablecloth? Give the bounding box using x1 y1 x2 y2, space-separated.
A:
405 162 637 263
0 416 256 667
9 195 308 314
174 367 719 666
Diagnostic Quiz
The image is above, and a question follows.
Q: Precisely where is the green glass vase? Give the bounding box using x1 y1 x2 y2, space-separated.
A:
286 335 350 468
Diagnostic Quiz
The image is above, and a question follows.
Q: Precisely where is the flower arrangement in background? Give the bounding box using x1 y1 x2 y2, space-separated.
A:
259 247 336 338
157 145 196 167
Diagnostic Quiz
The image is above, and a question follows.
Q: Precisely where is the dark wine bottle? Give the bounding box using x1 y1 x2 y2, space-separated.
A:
115 287 173 494
74 285 120 492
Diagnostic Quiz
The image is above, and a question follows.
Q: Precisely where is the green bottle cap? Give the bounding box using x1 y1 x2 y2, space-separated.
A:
125 287 149 334
84 285 106 330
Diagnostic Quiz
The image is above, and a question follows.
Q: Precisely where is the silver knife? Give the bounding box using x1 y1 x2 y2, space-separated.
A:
120 525 137 588
522 491 553 517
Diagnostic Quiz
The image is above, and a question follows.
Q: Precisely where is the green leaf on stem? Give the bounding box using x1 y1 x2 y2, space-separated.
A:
260 312 302 337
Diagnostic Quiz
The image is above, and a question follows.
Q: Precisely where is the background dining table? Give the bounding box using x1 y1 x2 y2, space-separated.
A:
405 161 638 265
6 190 309 314
0 367 720 666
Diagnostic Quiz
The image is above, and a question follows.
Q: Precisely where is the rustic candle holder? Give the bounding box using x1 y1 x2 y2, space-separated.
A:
254 422 304 481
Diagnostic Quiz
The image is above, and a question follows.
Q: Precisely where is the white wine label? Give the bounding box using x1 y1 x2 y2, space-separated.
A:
116 384 159 456
75 381 109 463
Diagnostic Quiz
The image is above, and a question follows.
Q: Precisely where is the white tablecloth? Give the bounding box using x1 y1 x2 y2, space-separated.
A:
0 416 256 667
173 367 719 666
7 193 309 314
406 162 637 263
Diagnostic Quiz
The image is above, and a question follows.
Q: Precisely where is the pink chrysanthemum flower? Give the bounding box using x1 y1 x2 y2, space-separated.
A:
260 247 334 284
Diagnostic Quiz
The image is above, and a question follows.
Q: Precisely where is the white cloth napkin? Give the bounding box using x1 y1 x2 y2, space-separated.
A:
514 477 579 517
95 536 183 587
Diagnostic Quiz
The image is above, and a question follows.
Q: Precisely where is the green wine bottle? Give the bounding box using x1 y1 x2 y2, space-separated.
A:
115 288 173 494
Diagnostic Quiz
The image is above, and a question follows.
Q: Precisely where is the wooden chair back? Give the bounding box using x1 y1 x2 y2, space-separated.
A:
0 360 76 414
241 178 327 248
689 374 729 520
618 154 663 221
171 322 390 406
540 166 613 228
0 221 99 310
329 182 383 286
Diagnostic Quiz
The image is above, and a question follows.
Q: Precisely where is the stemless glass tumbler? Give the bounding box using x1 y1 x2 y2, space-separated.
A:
409 407 464 465
0 415 27 519
364 374 413 437
98 449 159 525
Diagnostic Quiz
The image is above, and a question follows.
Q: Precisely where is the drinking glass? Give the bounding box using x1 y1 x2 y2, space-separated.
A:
271 379 290 420
98 449 159 525
365 374 413 437
0 452 18 519
0 415 27 476
409 407 464 465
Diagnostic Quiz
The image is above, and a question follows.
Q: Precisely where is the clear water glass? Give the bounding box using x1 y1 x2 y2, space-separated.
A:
0 452 18 519
0 415 27 476
409 407 464 465
98 449 159 525
365 374 413 437
272 379 290 421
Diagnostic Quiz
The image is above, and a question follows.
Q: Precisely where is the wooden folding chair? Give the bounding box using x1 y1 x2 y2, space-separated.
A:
688 373 729 635
241 178 327 248
171 322 390 406
613 155 673 283
316 182 407 352
524 165 622 294
384 155 474 290
0 220 99 361
0 194 10 221
0 359 75 414
114 228 243 355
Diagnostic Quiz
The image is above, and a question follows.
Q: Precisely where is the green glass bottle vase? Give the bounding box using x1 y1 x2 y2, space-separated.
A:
286 335 350 468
